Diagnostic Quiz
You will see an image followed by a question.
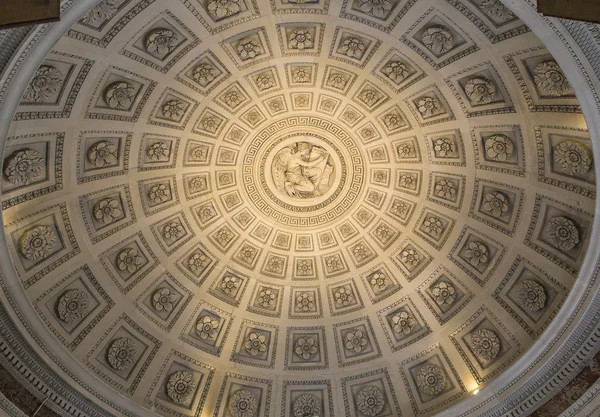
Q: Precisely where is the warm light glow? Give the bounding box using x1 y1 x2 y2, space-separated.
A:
473 389 480 395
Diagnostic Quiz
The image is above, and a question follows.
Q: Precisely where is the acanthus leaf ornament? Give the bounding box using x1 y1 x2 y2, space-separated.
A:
107 337 137 371
545 216 579 252
553 141 592 176
23 65 63 103
356 385 385 416
534 60 574 97
416 364 446 396
516 279 546 312
4 149 45 186
56 289 89 323
19 225 57 261
470 329 501 361
228 390 258 417
166 371 196 404
293 394 321 417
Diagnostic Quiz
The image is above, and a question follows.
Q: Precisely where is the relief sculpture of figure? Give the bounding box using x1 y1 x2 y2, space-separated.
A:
272 141 335 199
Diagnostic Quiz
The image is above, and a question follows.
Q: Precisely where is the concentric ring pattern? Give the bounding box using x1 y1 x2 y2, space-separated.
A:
1 0 596 416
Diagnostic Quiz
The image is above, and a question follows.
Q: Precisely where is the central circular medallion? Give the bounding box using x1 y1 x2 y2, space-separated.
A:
270 140 336 200
243 116 366 227
266 137 341 209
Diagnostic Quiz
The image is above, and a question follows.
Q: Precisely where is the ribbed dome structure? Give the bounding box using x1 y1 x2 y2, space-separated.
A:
0 1 600 417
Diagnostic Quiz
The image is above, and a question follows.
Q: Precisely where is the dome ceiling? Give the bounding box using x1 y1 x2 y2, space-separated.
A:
0 0 596 416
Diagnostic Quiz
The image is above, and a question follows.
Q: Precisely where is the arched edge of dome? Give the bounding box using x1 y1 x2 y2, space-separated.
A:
0 1 599 417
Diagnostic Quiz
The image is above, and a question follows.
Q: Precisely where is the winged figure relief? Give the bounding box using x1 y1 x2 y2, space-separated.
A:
271 141 335 199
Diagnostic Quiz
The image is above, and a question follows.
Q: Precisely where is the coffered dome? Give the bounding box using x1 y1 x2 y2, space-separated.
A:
0 0 599 416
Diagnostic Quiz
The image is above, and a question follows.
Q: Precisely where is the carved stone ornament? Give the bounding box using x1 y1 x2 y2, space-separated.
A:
382 61 410 84
257 288 277 308
461 241 489 267
334 285 354 306
107 337 137 371
369 271 388 292
479 0 515 22
144 28 179 59
161 99 186 120
93 197 123 224
289 30 314 50
516 279 547 312
244 331 267 356
152 287 177 312
87 141 118 168
220 274 240 294
147 142 170 160
464 77 496 104
103 81 136 110
207 0 241 21
470 328 501 361
166 370 196 404
191 63 218 85
481 191 509 218
23 65 63 103
196 315 219 340
421 26 454 55
356 385 385 416
358 0 392 19
293 394 321 417
80 0 125 27
237 38 261 60
417 96 441 118
228 389 258 417
544 216 580 252
416 364 446 396
435 179 456 200
423 216 443 236
345 329 368 353
339 37 366 59
484 134 514 162
431 281 456 305
117 248 144 274
19 225 57 261
294 336 318 359
400 248 420 267
148 183 170 204
391 311 415 335
534 60 574 97
188 252 209 272
56 289 89 323
553 141 592 175
162 221 185 240
4 149 45 186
